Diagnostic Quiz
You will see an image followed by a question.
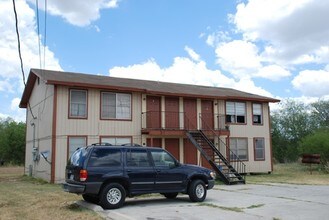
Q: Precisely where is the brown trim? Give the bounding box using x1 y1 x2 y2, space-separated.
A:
229 137 249 162
68 88 88 119
99 136 133 145
252 102 264 126
99 91 133 121
67 136 88 161
268 105 274 172
253 137 265 161
50 85 57 183
46 79 280 103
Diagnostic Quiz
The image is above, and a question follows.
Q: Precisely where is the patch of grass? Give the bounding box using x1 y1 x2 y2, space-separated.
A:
247 204 265 209
198 203 244 212
247 163 329 185
0 166 102 220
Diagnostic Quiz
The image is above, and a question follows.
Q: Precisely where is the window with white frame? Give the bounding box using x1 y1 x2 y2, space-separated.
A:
226 101 246 123
101 92 131 119
252 103 263 124
70 89 87 118
230 138 248 161
68 136 87 159
101 137 132 146
254 138 265 160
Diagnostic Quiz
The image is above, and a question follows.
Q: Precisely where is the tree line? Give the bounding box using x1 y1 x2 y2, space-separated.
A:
0 100 328 168
271 100 329 170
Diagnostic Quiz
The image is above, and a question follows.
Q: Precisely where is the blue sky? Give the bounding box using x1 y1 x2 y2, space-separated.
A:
1 0 329 121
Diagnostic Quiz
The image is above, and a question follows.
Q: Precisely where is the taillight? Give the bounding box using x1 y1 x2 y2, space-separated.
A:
79 169 88 181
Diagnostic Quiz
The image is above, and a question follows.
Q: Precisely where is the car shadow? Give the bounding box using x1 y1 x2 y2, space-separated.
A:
124 195 192 207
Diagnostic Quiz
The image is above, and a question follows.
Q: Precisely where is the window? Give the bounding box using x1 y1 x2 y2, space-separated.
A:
252 103 263 124
100 137 132 146
230 138 248 161
88 148 122 167
150 150 176 168
254 138 265 161
126 149 151 167
226 102 246 123
68 136 87 159
101 92 131 119
69 89 87 118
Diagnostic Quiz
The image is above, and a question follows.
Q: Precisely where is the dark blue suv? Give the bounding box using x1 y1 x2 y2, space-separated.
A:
63 144 216 209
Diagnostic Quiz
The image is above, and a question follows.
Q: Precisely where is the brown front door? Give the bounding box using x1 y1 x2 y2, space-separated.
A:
165 138 180 160
146 96 161 129
201 100 214 130
165 97 179 129
201 139 215 170
147 138 162 147
184 99 197 130
183 139 197 165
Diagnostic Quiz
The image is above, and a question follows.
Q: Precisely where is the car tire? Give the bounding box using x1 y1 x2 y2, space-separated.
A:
188 180 207 202
162 193 178 199
100 183 126 209
82 194 99 204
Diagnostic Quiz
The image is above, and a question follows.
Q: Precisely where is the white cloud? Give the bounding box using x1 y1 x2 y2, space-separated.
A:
255 65 291 81
232 0 329 65
184 46 200 62
292 70 329 97
215 40 261 79
28 0 119 27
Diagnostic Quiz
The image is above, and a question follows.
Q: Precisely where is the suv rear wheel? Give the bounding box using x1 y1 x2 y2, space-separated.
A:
188 180 206 202
100 183 126 209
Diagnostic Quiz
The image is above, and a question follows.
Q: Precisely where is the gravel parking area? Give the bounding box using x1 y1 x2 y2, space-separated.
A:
78 183 329 220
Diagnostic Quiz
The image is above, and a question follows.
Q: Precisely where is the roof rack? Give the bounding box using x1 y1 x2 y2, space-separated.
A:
91 143 112 146
121 143 142 147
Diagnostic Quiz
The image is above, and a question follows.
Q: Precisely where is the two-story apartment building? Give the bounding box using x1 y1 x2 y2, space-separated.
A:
20 69 279 183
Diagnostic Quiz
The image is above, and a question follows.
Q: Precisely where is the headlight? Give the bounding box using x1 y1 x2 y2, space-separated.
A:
210 171 216 179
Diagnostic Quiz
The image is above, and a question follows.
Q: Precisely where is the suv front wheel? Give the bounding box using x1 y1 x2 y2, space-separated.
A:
188 180 207 202
100 183 126 209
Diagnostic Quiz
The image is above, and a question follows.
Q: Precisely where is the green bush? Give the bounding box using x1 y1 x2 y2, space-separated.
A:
299 129 329 172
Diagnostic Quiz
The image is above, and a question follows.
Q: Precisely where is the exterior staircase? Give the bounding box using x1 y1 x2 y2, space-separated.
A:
186 130 246 185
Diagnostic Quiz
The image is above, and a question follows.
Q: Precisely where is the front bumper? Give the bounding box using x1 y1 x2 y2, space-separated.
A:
62 182 85 194
207 179 215 190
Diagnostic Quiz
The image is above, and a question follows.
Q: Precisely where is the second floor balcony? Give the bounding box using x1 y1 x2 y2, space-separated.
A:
141 111 229 136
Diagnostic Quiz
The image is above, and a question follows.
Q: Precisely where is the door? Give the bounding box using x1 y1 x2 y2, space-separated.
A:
150 148 187 191
201 100 214 130
125 148 156 192
146 96 161 129
201 139 215 170
165 138 180 160
165 97 179 129
183 139 197 165
184 99 197 130
147 138 162 148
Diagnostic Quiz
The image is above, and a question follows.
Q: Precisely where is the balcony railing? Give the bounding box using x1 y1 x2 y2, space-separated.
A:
141 111 228 131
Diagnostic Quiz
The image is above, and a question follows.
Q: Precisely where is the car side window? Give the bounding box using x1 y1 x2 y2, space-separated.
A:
126 149 152 167
150 150 176 168
87 148 122 167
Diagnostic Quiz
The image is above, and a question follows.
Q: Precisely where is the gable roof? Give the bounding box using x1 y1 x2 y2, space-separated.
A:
20 68 280 108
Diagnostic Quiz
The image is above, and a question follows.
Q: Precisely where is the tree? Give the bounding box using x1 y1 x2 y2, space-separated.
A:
271 100 315 162
299 128 329 171
0 118 26 165
311 100 329 129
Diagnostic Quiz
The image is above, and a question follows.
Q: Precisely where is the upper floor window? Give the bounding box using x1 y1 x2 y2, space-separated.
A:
69 89 87 118
252 103 263 125
226 101 246 123
101 92 131 120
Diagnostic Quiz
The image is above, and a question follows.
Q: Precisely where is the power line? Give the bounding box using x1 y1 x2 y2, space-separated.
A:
35 0 42 68
12 0 26 86
12 0 36 120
